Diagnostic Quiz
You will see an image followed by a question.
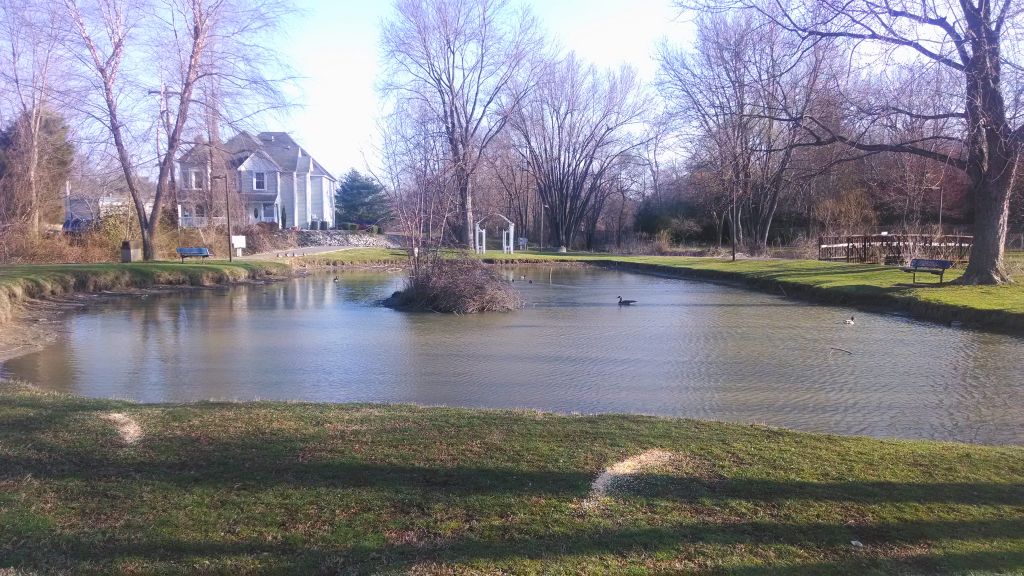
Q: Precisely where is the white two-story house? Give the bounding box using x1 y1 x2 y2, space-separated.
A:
177 131 336 229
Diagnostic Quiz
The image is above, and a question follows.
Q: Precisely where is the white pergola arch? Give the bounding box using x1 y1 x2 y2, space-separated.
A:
474 214 515 254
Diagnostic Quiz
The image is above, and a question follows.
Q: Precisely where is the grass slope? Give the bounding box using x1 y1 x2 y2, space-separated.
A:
0 261 289 324
297 248 409 268
1 384 1021 575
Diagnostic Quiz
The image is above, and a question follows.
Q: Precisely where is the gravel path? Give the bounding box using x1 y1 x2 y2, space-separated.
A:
239 246 358 260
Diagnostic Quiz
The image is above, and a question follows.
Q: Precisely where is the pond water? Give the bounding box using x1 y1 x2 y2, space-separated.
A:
2 267 1022 444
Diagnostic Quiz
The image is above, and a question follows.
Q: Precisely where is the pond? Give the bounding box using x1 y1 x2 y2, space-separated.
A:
2 267 1022 444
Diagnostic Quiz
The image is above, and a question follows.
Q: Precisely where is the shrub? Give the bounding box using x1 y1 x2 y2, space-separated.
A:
245 224 297 255
384 257 524 313
347 223 358 231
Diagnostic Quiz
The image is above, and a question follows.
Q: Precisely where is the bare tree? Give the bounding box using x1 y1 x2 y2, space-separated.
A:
510 55 647 251
380 0 541 248
375 99 461 273
659 11 826 255
64 0 292 260
688 0 1024 283
0 0 67 235
65 0 203 259
482 131 535 239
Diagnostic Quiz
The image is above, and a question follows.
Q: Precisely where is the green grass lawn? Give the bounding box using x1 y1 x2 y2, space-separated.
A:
296 248 409 267
1 384 1021 574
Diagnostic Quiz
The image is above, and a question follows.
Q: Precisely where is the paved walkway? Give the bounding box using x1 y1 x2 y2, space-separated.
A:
239 246 357 260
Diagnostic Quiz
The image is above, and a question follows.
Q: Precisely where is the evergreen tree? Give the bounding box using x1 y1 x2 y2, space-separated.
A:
0 109 74 230
335 169 390 225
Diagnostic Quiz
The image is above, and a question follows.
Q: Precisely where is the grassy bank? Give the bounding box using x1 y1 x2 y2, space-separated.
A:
0 260 290 325
580 255 1024 327
303 249 1024 332
297 248 409 268
0 384 1021 574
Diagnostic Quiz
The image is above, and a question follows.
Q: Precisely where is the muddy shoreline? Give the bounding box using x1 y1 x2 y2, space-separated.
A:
0 278 285 364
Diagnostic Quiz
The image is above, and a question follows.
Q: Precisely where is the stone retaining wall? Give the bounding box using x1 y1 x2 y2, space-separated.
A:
292 231 404 249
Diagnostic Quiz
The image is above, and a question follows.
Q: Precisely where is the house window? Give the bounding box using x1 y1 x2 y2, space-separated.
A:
189 170 204 190
253 172 266 190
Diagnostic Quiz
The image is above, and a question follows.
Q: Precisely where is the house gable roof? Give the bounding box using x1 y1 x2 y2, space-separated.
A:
235 150 281 172
179 130 333 179
311 158 333 179
256 132 303 173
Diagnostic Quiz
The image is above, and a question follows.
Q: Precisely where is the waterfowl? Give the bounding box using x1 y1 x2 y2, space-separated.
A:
333 277 339 283
617 296 637 306
843 316 855 325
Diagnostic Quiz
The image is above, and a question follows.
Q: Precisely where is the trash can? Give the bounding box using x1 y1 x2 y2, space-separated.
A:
120 240 142 263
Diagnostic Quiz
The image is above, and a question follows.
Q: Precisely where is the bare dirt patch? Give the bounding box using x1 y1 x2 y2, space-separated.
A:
586 449 722 504
102 412 143 445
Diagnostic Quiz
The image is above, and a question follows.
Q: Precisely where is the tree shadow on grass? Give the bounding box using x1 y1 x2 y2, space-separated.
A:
8 516 1023 575
3 397 1023 574
3 442 1022 505
0 392 123 434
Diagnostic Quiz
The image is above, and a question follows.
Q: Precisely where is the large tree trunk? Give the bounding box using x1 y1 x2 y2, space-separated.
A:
958 16 1016 285
960 176 1013 284
27 109 42 237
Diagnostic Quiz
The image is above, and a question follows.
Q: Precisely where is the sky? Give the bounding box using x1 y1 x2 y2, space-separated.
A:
265 0 691 178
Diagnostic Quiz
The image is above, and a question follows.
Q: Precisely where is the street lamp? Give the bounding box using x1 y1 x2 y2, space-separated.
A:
211 175 233 262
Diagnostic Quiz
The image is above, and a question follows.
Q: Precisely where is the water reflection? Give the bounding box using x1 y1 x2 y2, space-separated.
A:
2 268 1022 444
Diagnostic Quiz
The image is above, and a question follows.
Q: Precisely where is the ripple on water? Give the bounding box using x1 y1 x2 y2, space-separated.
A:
1 267 1021 445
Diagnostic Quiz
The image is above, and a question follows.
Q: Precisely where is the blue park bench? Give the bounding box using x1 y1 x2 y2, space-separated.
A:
176 247 212 262
901 258 954 284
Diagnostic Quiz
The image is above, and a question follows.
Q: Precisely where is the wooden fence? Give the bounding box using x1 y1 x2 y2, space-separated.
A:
818 234 973 264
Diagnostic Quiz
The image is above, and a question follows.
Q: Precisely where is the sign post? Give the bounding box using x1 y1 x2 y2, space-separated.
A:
231 235 246 258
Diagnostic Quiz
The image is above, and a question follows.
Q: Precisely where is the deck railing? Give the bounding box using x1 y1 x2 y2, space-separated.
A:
818 234 973 264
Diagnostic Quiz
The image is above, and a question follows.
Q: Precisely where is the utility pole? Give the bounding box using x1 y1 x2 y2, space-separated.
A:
149 83 181 241
212 175 232 262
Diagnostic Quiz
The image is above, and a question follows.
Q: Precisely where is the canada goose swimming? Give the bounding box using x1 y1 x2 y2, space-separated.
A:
617 296 637 306
843 316 855 325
